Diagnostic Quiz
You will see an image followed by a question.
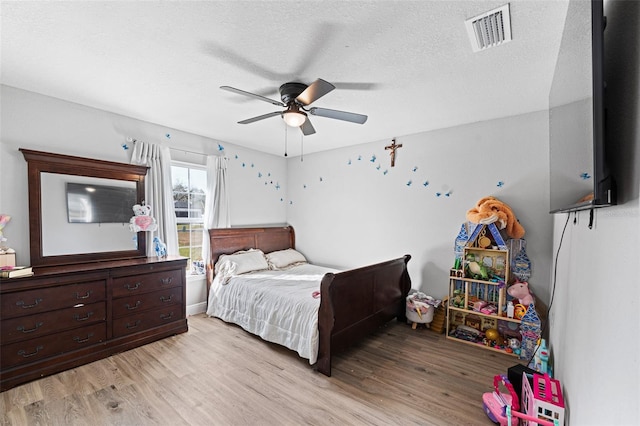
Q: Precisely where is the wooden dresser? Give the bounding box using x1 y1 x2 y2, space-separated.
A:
0 256 188 391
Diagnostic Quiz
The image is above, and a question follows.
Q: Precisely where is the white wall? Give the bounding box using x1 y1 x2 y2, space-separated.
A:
0 85 287 314
549 2 640 424
287 110 553 302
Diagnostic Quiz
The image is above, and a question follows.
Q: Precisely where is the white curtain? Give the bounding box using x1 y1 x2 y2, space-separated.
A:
202 155 230 279
130 140 178 257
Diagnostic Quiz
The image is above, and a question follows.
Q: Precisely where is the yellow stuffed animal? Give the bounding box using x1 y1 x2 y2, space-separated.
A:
466 196 525 239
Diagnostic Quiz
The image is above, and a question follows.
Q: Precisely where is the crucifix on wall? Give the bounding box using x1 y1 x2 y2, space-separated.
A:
385 138 403 167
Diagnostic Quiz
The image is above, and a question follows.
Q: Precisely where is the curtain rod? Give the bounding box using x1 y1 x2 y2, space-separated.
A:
168 147 209 157
127 137 209 157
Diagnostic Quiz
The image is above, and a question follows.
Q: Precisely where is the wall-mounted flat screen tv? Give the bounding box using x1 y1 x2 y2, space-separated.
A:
549 0 616 213
66 182 136 223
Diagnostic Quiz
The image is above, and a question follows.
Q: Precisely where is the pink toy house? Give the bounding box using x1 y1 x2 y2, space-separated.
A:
522 372 565 425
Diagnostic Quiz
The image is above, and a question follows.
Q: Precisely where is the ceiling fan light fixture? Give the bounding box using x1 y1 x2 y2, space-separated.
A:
283 110 307 127
221 79 366 135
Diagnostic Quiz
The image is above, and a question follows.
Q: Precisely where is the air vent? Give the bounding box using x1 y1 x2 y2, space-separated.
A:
465 4 512 52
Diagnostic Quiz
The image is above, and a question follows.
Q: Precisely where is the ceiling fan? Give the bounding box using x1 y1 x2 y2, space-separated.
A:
220 78 368 136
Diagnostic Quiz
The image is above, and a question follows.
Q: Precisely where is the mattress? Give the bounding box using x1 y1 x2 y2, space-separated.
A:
206 263 339 364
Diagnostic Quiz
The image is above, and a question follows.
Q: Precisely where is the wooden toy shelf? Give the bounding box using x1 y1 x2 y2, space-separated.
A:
447 306 522 325
446 246 521 356
446 329 520 357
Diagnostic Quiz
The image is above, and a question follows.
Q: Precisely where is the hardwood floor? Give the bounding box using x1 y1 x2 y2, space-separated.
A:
1 314 522 425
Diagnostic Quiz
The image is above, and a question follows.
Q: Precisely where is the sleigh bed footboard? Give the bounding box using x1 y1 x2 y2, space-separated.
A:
316 254 411 376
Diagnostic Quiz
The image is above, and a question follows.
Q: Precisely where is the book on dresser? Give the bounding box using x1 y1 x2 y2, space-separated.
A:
0 266 33 278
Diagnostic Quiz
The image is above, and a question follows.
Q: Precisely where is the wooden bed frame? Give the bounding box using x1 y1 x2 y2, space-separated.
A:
208 226 411 376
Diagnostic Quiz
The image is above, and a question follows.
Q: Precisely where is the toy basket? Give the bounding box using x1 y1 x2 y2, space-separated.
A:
429 302 447 334
406 292 439 328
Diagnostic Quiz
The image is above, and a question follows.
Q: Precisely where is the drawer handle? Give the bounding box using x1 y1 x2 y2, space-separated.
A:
126 320 141 329
160 295 174 303
16 298 43 309
17 322 44 334
18 345 44 358
160 277 173 285
73 333 94 344
74 312 94 322
160 312 174 321
75 290 93 300
126 301 142 310
125 282 141 291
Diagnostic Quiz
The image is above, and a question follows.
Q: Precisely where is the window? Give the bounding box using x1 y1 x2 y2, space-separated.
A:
172 163 207 275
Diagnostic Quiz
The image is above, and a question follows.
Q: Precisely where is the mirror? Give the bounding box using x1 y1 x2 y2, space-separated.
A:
21 149 148 267
41 173 137 256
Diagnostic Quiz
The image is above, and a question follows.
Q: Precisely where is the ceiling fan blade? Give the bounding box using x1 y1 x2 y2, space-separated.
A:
221 86 284 107
300 118 316 136
332 82 381 91
296 79 335 106
202 22 339 83
308 107 368 124
238 111 282 124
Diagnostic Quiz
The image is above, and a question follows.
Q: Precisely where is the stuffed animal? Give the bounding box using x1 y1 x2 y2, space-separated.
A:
466 256 490 280
129 204 158 233
466 196 525 239
0 214 11 247
153 236 167 258
451 290 465 308
507 281 535 306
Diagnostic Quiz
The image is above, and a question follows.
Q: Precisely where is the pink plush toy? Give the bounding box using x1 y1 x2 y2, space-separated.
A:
507 281 535 306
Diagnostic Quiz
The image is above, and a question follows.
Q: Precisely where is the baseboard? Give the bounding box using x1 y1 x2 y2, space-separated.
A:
187 301 207 316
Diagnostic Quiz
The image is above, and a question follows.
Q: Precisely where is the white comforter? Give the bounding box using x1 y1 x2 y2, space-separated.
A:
206 264 339 364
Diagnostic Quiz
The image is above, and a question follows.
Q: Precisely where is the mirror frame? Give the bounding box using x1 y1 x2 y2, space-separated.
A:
21 149 149 267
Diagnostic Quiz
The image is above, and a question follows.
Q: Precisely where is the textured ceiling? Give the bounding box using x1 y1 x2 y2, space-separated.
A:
0 1 570 157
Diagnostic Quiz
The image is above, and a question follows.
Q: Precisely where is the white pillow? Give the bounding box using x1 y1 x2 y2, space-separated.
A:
266 248 307 270
215 249 269 275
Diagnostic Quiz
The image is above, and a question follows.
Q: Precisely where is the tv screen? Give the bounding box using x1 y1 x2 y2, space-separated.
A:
66 182 137 223
549 0 615 213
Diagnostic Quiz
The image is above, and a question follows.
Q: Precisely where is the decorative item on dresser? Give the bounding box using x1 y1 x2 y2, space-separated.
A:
0 257 187 391
0 266 33 278
207 226 411 376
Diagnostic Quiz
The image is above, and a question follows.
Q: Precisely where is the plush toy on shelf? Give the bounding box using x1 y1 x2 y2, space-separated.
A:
451 289 465 308
507 281 535 306
466 196 525 240
466 255 490 280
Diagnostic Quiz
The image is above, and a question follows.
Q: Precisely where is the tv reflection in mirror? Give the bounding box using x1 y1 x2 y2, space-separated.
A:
66 182 136 224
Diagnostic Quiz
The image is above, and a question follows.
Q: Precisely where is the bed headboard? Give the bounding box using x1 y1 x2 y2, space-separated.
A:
208 226 295 268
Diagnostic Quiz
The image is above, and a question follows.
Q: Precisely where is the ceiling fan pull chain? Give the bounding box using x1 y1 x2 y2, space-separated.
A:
300 133 304 162
284 123 288 157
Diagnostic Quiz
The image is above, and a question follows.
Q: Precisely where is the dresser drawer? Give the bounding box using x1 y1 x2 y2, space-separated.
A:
112 269 182 298
112 305 182 338
1 302 106 345
1 281 106 319
112 287 183 319
1 323 106 369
